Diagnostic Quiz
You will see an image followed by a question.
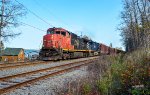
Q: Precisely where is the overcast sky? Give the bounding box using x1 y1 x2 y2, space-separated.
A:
5 0 124 50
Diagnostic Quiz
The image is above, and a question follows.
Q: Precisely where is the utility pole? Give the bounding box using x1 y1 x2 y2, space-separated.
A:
110 43 112 48
0 0 4 52
80 31 82 37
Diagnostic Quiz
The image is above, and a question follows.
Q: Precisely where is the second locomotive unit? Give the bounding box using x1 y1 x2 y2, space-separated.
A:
39 27 100 60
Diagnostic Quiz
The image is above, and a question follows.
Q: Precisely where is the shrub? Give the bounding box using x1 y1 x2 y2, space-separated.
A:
97 50 150 95
82 83 92 95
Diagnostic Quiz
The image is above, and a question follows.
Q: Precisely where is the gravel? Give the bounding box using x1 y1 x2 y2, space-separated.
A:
5 65 88 95
0 57 96 77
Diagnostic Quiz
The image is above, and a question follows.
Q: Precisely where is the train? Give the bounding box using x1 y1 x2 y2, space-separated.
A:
39 27 123 60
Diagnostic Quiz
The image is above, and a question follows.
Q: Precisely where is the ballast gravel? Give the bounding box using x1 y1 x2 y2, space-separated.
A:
6 66 88 95
0 57 96 77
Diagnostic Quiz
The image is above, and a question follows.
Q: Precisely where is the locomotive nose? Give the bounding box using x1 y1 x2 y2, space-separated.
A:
43 34 53 48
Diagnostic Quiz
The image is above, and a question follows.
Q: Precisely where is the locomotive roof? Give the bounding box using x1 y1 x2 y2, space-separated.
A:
47 27 68 32
47 27 95 42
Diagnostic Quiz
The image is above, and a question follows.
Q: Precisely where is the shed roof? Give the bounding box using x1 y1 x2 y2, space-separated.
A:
3 48 24 56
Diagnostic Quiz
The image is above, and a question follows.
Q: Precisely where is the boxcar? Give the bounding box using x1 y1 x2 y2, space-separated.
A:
100 43 109 55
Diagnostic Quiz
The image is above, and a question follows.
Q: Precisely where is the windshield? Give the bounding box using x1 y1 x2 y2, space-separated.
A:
47 30 54 34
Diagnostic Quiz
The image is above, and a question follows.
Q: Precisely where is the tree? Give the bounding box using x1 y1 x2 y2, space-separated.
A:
0 0 26 46
120 0 150 52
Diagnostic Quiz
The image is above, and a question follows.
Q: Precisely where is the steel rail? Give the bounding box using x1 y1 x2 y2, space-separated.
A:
0 61 51 70
0 57 98 70
0 58 97 81
0 61 44 67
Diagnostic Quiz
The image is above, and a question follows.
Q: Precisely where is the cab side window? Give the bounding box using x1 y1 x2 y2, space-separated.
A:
47 30 54 34
47 31 51 34
56 31 60 34
61 32 66 36
68 32 70 37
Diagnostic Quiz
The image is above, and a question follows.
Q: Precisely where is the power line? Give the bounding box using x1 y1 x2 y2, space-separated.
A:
19 22 45 49
20 22 45 32
33 0 73 29
14 0 54 27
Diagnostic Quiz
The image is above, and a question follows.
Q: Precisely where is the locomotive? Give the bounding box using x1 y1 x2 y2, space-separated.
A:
39 27 124 60
39 27 99 60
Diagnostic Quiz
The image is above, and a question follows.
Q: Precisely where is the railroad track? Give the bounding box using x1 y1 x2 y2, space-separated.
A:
0 61 51 70
0 61 44 66
0 57 97 70
0 57 98 94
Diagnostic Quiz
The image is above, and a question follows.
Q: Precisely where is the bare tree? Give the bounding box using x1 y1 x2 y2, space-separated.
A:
120 0 150 52
0 0 26 47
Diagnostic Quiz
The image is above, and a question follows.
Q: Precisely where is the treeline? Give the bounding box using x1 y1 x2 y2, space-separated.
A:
120 0 150 52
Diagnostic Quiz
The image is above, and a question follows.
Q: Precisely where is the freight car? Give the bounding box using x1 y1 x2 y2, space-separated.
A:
99 43 109 55
39 27 100 60
99 43 124 55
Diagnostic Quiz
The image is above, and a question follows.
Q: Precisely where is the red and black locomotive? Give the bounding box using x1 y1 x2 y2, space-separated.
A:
39 27 100 60
39 27 123 60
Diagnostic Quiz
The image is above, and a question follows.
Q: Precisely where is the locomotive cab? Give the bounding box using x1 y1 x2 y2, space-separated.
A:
43 28 73 49
40 27 74 60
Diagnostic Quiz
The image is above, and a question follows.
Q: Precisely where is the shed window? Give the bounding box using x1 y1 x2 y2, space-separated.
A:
61 32 66 36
